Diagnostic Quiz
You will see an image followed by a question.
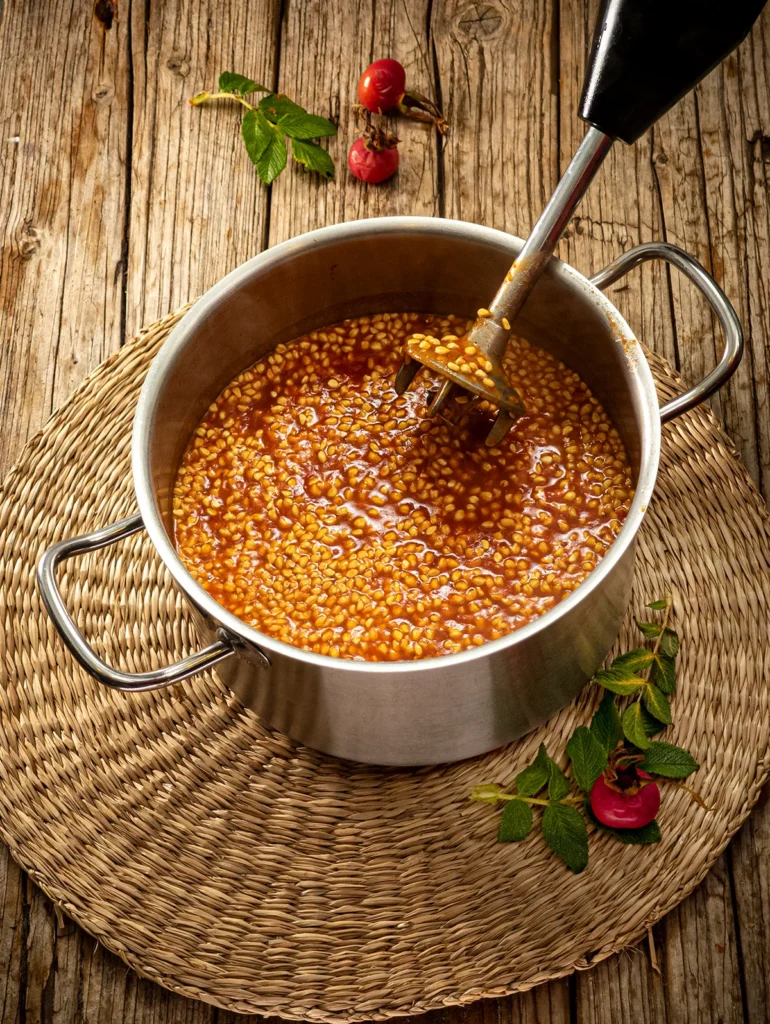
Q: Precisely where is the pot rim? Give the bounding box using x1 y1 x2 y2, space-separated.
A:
132 216 661 675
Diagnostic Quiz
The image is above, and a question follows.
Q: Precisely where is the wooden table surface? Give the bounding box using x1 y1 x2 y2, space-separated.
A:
2 0 769 1021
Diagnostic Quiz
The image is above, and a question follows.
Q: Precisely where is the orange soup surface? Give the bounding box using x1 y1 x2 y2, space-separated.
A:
173 313 634 661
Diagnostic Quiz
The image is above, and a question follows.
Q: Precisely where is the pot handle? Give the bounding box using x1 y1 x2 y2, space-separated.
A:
37 514 235 692
589 241 743 422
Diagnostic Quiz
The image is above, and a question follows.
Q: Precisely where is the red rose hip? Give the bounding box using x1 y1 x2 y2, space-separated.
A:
357 59 407 114
590 768 661 829
356 58 448 134
347 132 399 184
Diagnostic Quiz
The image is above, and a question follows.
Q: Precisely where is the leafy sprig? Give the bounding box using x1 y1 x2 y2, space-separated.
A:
472 598 700 873
190 72 337 184
472 744 589 873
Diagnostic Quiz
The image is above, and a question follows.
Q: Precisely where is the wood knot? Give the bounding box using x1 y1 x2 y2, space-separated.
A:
166 52 191 78
749 130 770 163
18 222 40 261
457 2 504 40
92 83 115 103
94 0 115 30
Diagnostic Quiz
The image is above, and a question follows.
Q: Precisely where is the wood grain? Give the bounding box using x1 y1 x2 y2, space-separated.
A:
0 848 23 1024
575 940 667 1024
729 785 770 1024
0 0 130 477
0 0 768 1021
434 0 558 233
125 0 280 335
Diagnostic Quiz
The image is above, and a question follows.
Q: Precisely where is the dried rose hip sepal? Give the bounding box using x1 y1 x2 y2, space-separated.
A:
590 765 661 829
357 58 448 134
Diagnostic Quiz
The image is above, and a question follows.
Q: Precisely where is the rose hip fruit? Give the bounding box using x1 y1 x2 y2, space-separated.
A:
357 58 448 134
590 768 661 829
357 59 407 114
348 135 399 184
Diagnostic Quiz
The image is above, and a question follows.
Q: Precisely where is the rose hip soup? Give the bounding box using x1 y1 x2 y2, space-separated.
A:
172 312 633 661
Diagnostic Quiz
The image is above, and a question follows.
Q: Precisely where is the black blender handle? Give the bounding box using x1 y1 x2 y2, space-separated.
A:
579 0 767 144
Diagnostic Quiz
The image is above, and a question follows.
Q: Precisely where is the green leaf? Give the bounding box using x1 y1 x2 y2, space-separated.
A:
290 138 335 178
642 683 673 725
622 702 652 750
567 726 608 793
648 598 669 610
498 799 533 842
257 123 288 184
608 820 663 845
591 691 623 753
641 741 699 779
636 620 662 639
640 705 666 738
548 762 571 802
586 803 662 844
650 652 676 695
218 72 270 96
593 667 646 696
637 620 679 655
515 743 553 797
470 783 505 805
241 109 273 165
542 803 589 873
240 108 289 183
259 93 304 122
611 648 654 674
660 628 680 656
279 111 337 139
516 744 568 801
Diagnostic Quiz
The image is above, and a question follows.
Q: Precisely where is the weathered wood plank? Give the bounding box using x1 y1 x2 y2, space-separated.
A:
575 938 667 1024
125 0 281 336
0 0 130 475
418 981 571 1024
48 913 82 1024
730 14 770 499
729 786 770 1024
0 1 131 1020
267 0 440 248
662 857 745 1024
434 0 558 233
699 14 770 1020
25 886 55 1024
0 848 23 1024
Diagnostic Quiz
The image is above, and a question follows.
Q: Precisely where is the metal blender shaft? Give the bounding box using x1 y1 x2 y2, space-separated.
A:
471 127 615 364
419 127 614 434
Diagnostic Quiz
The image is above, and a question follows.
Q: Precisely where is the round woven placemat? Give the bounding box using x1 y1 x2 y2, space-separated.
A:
0 307 769 1021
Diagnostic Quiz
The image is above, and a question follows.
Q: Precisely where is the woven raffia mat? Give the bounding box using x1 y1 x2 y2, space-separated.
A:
1 305 769 1020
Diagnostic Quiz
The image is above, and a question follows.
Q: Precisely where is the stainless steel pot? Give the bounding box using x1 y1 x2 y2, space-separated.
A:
38 218 741 765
